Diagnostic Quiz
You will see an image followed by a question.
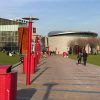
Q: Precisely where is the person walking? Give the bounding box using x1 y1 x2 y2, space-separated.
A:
77 51 83 64
83 50 88 66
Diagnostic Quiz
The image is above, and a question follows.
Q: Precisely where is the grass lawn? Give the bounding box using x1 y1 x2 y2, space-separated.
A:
69 54 100 66
0 52 20 65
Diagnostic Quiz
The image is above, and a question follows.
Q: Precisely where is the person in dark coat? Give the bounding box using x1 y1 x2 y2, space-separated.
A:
77 51 83 64
83 50 88 66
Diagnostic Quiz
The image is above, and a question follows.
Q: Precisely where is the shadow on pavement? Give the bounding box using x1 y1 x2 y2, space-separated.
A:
42 82 58 100
17 88 36 100
35 59 47 73
35 61 46 73
35 68 41 73
40 58 46 63
31 67 49 84
37 61 46 68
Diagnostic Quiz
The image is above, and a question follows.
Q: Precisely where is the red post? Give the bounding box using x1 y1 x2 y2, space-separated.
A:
22 17 39 85
35 37 38 67
26 21 32 85
38 41 41 60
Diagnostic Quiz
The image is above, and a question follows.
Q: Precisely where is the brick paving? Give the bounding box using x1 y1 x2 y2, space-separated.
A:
15 55 100 100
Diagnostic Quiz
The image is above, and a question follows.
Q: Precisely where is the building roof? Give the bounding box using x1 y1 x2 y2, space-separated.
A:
48 31 98 37
0 18 19 25
0 18 28 25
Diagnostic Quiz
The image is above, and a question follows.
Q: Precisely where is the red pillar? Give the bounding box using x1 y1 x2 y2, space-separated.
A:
35 37 38 67
38 42 41 60
26 22 32 85
22 17 39 85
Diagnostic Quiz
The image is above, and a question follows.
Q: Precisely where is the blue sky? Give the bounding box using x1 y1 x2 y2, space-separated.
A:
0 0 100 36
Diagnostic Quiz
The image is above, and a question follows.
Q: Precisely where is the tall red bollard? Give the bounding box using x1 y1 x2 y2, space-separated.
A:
26 21 32 85
37 40 41 64
23 56 27 74
30 54 35 74
35 37 41 65
22 17 39 85
35 52 38 68
23 54 35 74
35 37 38 67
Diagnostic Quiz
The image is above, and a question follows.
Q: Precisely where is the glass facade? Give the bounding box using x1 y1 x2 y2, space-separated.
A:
0 31 18 51
0 18 27 52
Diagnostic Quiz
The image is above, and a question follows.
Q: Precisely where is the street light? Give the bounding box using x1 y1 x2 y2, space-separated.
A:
22 17 39 85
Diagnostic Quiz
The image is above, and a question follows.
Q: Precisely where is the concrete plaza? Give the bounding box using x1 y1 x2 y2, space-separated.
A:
16 55 100 100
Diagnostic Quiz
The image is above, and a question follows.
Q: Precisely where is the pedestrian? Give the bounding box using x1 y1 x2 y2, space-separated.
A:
83 50 88 66
77 51 83 64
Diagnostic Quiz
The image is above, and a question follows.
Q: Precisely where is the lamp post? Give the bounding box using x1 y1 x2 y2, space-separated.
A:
22 17 39 85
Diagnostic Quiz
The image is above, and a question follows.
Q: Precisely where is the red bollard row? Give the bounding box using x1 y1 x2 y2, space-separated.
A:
23 36 41 75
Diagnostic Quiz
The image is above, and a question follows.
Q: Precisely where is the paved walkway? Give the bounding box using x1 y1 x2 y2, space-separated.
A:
16 55 100 100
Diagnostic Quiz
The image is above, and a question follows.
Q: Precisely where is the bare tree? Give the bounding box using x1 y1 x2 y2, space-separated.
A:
96 37 100 53
97 37 100 46
87 37 98 54
68 37 99 54
68 40 76 54
75 38 88 50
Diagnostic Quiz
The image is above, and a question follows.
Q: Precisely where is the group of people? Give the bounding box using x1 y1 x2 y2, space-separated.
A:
77 50 88 66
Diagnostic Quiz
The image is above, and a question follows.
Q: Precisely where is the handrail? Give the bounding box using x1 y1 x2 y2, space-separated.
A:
11 61 22 69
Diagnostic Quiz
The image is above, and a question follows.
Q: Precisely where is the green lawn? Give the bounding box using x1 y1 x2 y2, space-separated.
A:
69 54 100 66
0 52 20 65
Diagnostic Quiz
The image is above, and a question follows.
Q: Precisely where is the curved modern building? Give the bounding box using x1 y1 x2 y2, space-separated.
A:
48 31 98 54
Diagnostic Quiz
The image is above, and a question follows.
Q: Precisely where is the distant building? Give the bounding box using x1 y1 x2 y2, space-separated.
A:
41 36 48 52
0 18 37 52
0 18 27 51
48 31 98 54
